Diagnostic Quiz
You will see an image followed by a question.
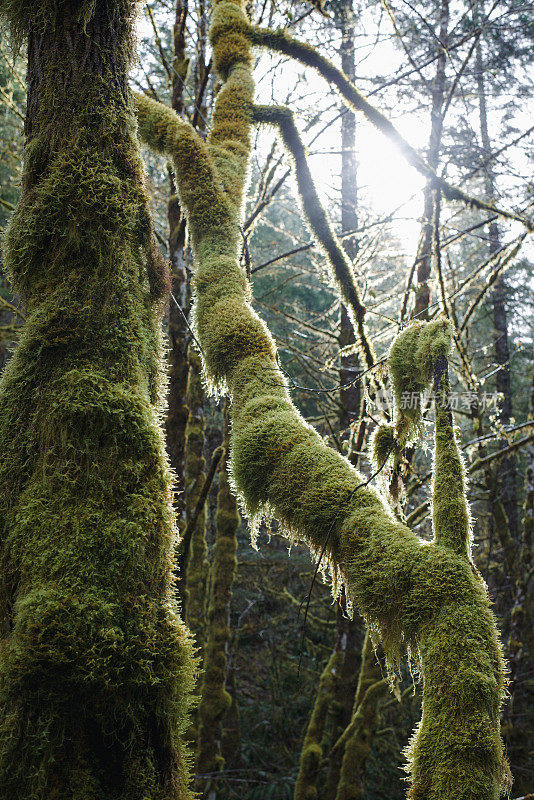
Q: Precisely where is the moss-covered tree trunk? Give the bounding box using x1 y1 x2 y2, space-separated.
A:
0 2 194 796
183 346 209 638
333 632 387 800
325 4 365 793
323 601 361 800
294 650 341 800
195 404 239 797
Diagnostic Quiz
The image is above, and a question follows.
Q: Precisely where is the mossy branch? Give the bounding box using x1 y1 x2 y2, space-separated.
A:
431 353 471 558
207 0 254 211
252 104 375 373
135 2 509 797
178 444 225 579
250 27 533 232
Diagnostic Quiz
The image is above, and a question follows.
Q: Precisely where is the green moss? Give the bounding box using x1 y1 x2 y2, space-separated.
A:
0 4 195 797
431 356 471 558
388 319 452 441
0 0 137 43
369 423 395 469
134 2 508 797
294 651 342 800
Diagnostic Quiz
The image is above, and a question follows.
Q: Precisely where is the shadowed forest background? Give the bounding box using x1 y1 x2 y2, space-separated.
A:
0 0 533 798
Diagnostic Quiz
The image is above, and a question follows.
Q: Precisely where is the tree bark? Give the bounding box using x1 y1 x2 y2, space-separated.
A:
338 0 362 465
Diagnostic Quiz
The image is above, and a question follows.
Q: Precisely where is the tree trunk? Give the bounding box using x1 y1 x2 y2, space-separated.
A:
324 599 362 800
166 0 190 538
195 403 239 795
474 24 518 543
504 369 534 792
184 346 209 639
413 0 449 320
294 650 341 800
0 3 194 797
324 9 366 797
338 0 362 465
334 632 387 800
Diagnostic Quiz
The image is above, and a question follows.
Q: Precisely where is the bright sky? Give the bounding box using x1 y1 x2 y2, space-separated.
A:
252 43 428 259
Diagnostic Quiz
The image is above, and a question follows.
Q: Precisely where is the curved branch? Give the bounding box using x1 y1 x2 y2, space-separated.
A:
252 104 375 372
250 26 533 232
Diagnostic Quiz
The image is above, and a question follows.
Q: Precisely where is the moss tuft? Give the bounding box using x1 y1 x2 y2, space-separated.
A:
369 423 396 469
388 319 452 441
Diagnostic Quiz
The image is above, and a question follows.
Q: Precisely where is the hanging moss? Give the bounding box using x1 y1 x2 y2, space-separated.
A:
0 2 195 797
195 405 239 792
369 423 395 469
135 2 508 797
